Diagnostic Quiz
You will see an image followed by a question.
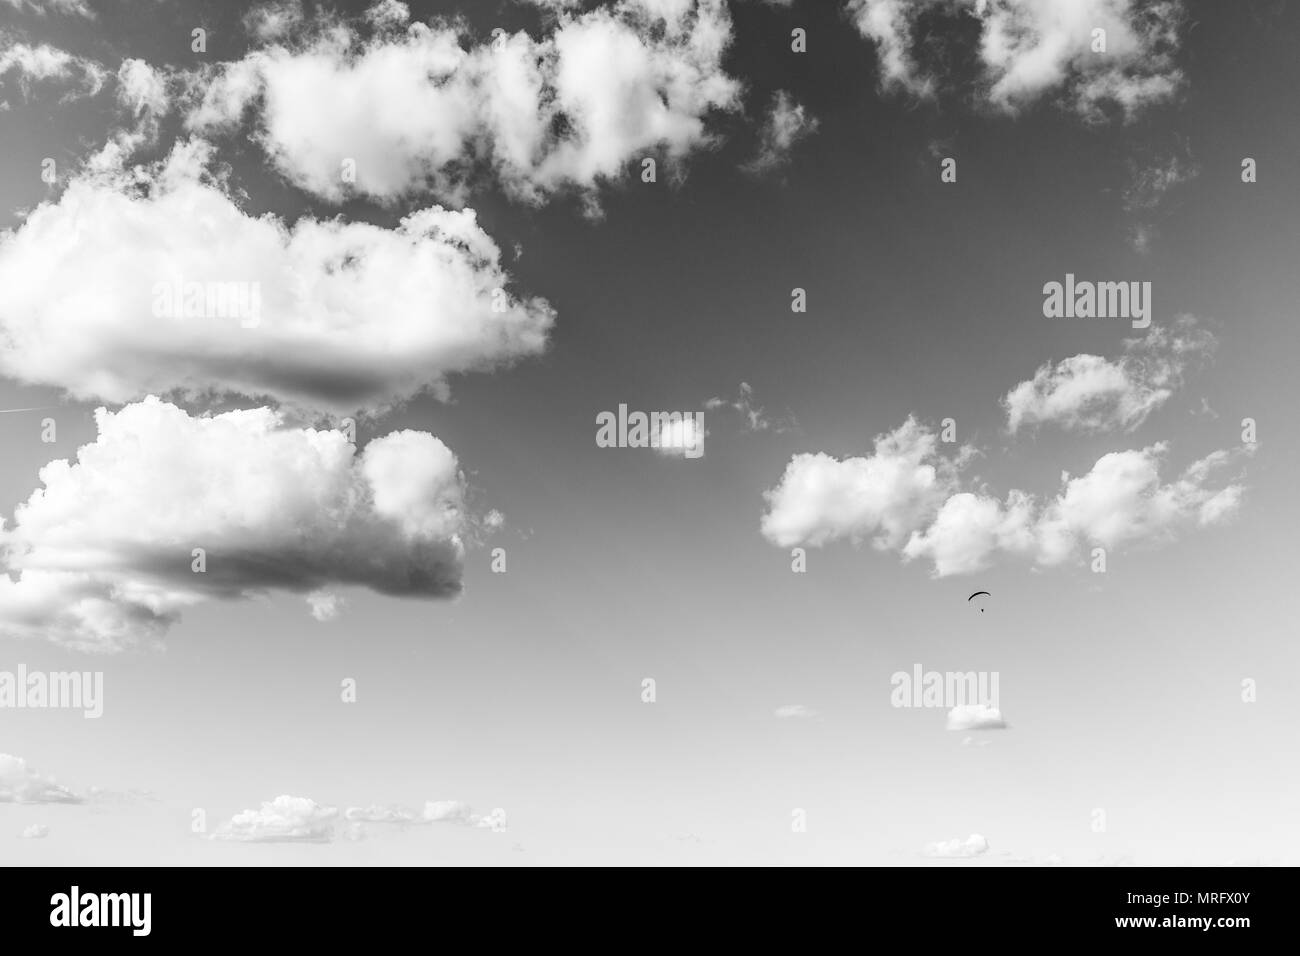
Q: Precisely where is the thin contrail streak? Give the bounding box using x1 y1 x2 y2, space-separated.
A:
0 407 58 414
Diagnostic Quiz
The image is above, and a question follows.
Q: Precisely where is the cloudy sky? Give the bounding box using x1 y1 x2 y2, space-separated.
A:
1 0 1297 866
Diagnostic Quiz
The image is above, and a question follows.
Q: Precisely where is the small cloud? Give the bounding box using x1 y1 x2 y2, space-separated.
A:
1123 140 1198 253
1192 397 1219 420
344 805 422 825
474 807 508 831
744 90 819 175
653 415 706 458
774 704 817 719
923 833 989 859
705 382 792 433
946 704 1007 731
20 823 49 839
306 589 345 623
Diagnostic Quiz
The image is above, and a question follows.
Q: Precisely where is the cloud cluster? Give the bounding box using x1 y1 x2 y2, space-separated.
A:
186 0 741 206
1002 320 1215 434
0 754 81 804
0 398 469 651
762 416 1248 576
923 832 989 858
847 0 1185 120
0 139 553 416
214 794 505 842
210 795 339 843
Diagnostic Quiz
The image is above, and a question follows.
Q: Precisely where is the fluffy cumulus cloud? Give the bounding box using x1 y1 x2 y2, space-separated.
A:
946 704 1007 730
0 398 470 651
1003 320 1216 434
21 823 50 838
210 795 339 843
744 90 819 174
923 833 990 858
760 417 966 550
847 0 1185 120
1032 443 1247 566
0 139 552 415
184 0 741 205
762 416 1248 577
653 414 706 458
0 754 82 804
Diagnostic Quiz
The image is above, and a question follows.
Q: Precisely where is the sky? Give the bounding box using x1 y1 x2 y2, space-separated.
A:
0 0 1297 866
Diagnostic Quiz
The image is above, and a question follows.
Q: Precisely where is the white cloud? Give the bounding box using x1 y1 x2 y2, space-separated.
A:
653 415 706 458
744 90 819 174
2 0 95 18
0 40 106 98
705 382 791 433
946 704 1007 730
774 704 817 718
923 833 989 858
306 589 345 622
760 417 965 550
20 823 50 838
846 0 937 97
115 57 167 118
0 398 472 651
423 800 474 823
0 754 81 804
184 0 742 206
475 807 508 831
1033 443 1247 567
210 795 339 843
242 0 305 42
1002 319 1216 434
0 139 553 415
763 416 1248 576
902 490 1036 576
848 0 1185 121
344 799 502 829
344 804 422 824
